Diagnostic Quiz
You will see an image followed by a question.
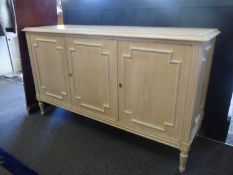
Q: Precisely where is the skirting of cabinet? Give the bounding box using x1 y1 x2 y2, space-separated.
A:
40 96 180 149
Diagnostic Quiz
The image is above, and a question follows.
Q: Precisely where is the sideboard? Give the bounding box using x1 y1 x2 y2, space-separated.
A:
23 25 220 173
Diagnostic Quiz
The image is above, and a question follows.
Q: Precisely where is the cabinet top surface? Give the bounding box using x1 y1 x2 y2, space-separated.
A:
23 25 220 42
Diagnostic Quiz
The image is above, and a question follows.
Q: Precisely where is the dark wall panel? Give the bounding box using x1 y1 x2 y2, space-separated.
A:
102 8 180 26
62 0 233 142
62 0 233 9
64 9 102 25
179 7 233 140
15 0 57 113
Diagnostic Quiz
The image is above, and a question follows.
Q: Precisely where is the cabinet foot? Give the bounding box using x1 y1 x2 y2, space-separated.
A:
38 101 45 116
179 151 188 173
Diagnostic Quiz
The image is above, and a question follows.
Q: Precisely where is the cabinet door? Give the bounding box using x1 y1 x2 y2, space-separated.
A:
66 37 118 122
30 34 71 104
118 41 193 141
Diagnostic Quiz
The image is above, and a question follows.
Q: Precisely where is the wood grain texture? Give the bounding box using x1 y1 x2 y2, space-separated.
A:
30 34 71 104
66 37 118 122
118 40 192 143
24 25 219 173
23 25 220 42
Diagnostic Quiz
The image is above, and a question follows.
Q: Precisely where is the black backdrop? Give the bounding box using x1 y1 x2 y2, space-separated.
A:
62 0 233 142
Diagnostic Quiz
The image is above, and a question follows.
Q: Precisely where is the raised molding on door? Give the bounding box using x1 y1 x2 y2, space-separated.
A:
24 25 219 173
32 36 69 102
65 37 118 122
68 41 112 113
122 46 182 132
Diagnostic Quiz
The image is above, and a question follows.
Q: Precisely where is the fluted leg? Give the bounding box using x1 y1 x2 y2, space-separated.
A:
179 151 188 174
38 101 45 116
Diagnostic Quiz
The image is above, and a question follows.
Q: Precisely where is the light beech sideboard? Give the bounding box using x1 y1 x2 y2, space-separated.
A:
23 25 220 173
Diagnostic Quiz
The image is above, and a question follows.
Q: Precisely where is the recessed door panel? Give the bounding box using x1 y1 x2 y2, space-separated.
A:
30 34 71 104
66 37 118 121
118 41 193 140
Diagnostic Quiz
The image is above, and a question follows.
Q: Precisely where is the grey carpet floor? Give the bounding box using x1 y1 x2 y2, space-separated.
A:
0 74 23 84
0 78 233 175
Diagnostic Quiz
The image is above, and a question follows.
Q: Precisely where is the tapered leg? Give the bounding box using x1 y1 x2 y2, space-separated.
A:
38 101 45 116
179 151 188 174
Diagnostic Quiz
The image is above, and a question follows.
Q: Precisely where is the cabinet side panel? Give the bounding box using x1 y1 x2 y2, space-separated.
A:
25 33 40 100
190 39 216 141
179 43 203 149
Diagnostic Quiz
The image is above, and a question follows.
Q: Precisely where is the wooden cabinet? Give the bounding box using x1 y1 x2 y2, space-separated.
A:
24 25 220 173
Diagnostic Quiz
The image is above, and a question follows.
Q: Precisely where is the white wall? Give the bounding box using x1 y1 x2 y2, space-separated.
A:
0 33 21 75
0 0 12 28
0 0 20 75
